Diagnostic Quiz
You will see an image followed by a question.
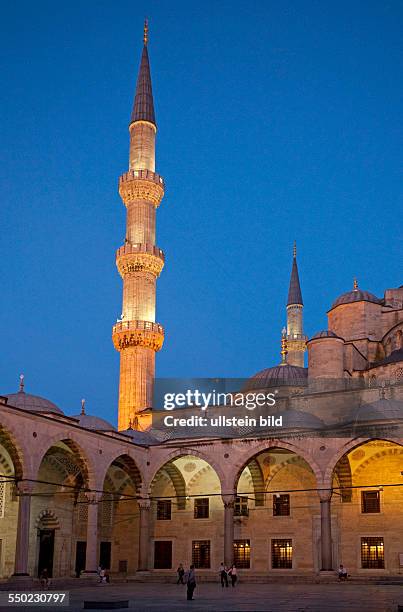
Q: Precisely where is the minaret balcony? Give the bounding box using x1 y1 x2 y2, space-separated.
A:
286 334 308 352
119 169 164 207
116 243 164 278
112 319 164 352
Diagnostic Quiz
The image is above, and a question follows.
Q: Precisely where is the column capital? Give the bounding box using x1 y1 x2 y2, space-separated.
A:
318 488 333 503
84 492 102 504
137 497 151 510
222 493 236 508
16 481 34 496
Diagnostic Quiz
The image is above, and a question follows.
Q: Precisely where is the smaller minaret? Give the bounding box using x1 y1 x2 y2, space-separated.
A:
286 242 307 367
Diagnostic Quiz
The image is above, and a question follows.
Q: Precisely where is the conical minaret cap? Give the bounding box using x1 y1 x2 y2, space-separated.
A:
130 21 156 126
287 243 303 306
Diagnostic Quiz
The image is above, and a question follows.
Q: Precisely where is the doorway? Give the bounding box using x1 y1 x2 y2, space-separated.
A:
37 529 55 578
75 541 86 577
99 541 111 570
154 541 172 569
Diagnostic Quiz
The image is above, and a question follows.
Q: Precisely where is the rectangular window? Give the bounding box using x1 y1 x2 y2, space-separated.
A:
361 537 384 569
194 498 209 519
361 491 380 513
157 500 172 520
192 540 210 568
233 539 250 568
273 494 290 516
272 539 293 569
234 496 249 517
154 541 172 569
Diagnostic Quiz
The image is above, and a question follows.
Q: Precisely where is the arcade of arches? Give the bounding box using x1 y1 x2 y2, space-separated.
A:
0 418 402 579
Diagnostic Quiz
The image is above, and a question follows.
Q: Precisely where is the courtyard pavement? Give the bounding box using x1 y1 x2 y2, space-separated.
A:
1 582 402 611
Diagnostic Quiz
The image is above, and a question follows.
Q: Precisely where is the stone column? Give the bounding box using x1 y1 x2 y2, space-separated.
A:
82 493 100 576
13 482 33 576
137 498 151 571
222 494 235 568
319 489 333 571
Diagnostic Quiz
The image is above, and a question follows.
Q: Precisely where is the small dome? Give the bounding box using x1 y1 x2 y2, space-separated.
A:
5 391 63 415
330 289 382 310
347 399 403 423
282 408 324 430
72 413 116 431
119 428 159 445
245 364 308 391
311 330 340 339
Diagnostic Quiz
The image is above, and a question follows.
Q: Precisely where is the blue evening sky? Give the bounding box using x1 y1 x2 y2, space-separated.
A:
1 1 402 424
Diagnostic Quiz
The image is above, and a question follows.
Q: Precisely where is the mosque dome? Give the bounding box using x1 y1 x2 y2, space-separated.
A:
330 281 382 310
5 377 64 416
119 427 159 445
71 400 116 431
72 414 116 431
281 408 324 430
245 364 308 391
311 330 340 340
347 399 403 424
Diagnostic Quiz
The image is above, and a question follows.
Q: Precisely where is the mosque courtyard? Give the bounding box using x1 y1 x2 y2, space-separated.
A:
0 580 402 611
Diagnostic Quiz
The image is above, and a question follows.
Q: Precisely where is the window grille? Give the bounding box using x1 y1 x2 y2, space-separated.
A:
192 540 210 568
194 498 209 519
273 494 290 516
233 540 250 568
234 496 249 517
157 500 172 520
272 539 293 569
361 537 384 569
361 491 380 513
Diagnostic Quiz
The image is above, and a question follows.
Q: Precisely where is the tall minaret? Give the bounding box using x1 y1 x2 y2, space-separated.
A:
286 242 307 367
112 21 165 431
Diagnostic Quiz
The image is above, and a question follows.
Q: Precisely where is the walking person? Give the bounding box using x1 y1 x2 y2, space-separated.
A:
185 564 196 600
228 564 237 587
219 562 229 588
177 563 185 584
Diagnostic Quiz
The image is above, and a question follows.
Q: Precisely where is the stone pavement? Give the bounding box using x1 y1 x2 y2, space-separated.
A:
1 582 402 611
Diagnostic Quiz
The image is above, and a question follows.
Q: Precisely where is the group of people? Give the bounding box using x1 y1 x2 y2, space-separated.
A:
176 562 238 601
219 562 238 587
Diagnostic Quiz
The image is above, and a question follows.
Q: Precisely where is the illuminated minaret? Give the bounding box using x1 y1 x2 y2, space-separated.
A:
286 242 307 367
112 21 165 431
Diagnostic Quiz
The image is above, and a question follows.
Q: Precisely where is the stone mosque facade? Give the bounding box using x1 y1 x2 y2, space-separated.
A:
1 25 402 582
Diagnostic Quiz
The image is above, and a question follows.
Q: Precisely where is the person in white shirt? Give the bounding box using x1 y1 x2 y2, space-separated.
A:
228 564 237 587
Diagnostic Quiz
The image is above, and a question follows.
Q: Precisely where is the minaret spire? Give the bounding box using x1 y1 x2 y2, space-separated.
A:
130 20 156 128
285 243 307 367
113 24 165 431
143 19 148 46
287 242 303 307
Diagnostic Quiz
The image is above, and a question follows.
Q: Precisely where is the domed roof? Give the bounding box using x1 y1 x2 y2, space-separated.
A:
245 364 308 391
119 427 159 445
330 284 382 310
311 330 340 339
281 408 324 430
347 399 403 424
72 413 116 431
71 400 116 431
5 391 63 415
